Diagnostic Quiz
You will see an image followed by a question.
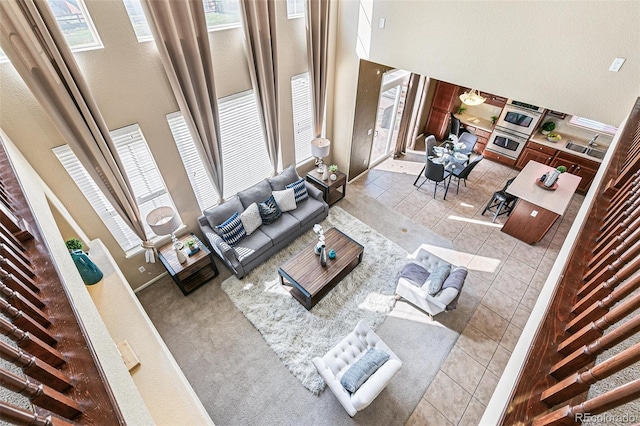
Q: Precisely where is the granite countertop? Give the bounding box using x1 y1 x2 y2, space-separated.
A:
507 161 581 216
529 133 606 164
454 114 494 133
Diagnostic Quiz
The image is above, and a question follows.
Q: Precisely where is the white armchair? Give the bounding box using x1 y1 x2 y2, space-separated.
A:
312 320 402 417
395 246 467 318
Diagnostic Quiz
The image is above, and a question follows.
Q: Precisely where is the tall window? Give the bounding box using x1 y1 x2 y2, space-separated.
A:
1 0 102 61
110 124 179 239
218 90 272 198
53 145 143 252
291 73 314 164
569 116 618 135
286 0 305 18
167 91 271 201
122 0 153 42
202 0 240 28
123 0 240 42
167 112 221 210
46 0 102 51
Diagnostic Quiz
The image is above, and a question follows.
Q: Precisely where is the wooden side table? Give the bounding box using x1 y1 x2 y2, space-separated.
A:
157 233 218 295
306 170 347 206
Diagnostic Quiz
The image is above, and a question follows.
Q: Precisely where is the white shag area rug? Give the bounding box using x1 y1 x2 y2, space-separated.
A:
221 206 408 395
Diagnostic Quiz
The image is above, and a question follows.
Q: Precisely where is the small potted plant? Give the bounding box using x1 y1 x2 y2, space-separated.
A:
328 164 338 181
541 121 556 135
556 165 567 173
456 106 466 114
491 115 499 125
185 238 200 255
65 238 83 252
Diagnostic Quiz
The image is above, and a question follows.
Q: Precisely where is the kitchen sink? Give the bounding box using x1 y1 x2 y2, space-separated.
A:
586 148 606 159
564 142 606 160
565 142 588 153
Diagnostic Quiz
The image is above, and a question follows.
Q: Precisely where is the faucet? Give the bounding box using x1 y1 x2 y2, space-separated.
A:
588 134 599 147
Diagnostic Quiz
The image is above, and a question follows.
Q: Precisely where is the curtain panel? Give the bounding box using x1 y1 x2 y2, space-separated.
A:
142 0 225 201
305 0 330 139
239 0 280 174
0 0 155 259
394 73 420 157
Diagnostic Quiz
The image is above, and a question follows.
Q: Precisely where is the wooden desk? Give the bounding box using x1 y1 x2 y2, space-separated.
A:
501 161 581 244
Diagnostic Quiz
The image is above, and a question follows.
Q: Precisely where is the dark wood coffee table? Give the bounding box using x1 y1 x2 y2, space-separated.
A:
278 227 364 310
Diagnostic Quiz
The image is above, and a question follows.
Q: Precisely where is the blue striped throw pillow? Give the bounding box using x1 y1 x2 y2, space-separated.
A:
214 212 246 246
258 195 282 224
286 178 308 203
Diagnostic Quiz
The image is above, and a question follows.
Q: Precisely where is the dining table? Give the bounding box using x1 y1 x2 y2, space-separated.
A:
432 146 469 172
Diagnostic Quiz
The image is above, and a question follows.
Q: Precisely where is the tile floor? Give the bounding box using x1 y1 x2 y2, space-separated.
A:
348 153 584 426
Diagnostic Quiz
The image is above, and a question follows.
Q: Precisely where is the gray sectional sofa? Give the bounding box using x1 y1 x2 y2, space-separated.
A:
198 165 329 278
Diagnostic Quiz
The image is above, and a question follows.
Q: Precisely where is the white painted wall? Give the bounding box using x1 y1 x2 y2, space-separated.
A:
368 0 640 126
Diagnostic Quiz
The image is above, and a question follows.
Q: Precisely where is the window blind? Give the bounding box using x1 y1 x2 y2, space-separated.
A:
52 145 142 252
286 0 305 18
291 72 314 164
167 112 221 210
110 124 178 238
217 90 272 198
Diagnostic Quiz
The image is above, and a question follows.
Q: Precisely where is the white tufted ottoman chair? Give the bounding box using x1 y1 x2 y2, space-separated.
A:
312 320 402 417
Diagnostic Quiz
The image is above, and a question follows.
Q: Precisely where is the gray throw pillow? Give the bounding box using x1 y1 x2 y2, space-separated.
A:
441 266 468 310
424 264 451 296
203 197 244 233
237 179 273 209
340 348 390 393
240 203 262 235
268 164 300 191
400 262 431 287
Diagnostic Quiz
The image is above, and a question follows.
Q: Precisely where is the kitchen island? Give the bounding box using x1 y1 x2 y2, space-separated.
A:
501 161 581 244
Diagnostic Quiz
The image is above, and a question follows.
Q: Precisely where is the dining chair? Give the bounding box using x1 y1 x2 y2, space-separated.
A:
425 135 437 157
414 157 452 199
449 113 461 138
481 177 518 222
457 132 478 157
413 135 438 186
449 155 484 194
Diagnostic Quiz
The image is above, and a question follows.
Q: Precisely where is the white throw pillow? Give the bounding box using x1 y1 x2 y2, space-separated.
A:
240 203 262 235
272 188 297 212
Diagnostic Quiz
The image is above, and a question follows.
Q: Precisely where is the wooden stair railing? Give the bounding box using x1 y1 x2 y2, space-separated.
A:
0 139 123 424
0 401 74 426
501 97 640 424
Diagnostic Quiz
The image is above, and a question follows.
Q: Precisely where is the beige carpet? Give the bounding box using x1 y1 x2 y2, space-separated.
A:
221 207 409 394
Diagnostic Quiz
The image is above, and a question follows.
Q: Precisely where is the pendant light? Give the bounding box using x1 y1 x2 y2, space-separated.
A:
459 89 486 106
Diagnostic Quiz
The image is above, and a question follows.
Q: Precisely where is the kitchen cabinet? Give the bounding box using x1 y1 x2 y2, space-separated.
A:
550 151 599 194
479 92 508 108
516 141 600 194
465 126 492 154
516 141 556 169
483 149 517 167
425 81 460 140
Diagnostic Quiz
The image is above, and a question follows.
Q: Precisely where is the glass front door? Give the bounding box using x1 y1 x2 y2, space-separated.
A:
369 69 410 166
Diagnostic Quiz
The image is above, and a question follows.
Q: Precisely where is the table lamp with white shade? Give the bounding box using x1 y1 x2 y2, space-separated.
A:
146 206 183 249
311 137 331 173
